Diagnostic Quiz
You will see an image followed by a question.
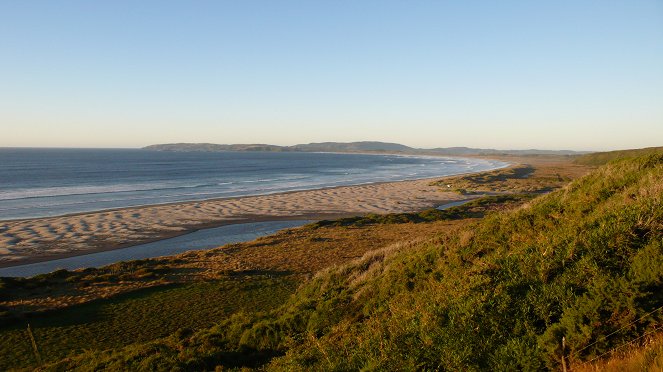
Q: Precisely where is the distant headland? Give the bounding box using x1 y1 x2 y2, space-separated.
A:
143 141 588 156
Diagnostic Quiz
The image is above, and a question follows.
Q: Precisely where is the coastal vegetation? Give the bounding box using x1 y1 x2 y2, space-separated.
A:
431 160 588 194
2 152 661 370
573 146 663 166
575 332 663 371
0 209 486 369
0 276 297 370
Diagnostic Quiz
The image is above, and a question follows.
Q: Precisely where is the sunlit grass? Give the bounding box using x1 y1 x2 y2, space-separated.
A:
38 153 662 370
0 275 297 370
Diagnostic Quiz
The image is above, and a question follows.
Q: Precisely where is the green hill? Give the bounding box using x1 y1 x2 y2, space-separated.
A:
574 146 663 166
44 153 662 371
143 141 587 156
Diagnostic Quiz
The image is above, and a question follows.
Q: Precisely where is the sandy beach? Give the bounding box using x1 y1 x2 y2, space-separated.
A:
0 177 471 267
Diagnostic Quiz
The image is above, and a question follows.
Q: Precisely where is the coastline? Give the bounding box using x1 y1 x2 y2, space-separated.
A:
0 151 508 223
0 213 356 269
0 163 511 269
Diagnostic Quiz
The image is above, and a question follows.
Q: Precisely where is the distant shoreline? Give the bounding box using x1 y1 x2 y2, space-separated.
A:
3 161 511 225
0 161 513 268
0 154 509 224
0 150 509 222
143 141 588 156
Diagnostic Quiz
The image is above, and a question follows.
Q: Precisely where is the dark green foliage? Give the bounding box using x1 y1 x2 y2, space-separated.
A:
310 194 532 228
35 154 663 370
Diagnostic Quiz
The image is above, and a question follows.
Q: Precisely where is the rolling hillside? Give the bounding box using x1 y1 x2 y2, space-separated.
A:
44 153 662 370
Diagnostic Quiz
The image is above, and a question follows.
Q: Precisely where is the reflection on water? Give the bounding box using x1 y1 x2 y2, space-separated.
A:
436 199 473 210
0 220 309 278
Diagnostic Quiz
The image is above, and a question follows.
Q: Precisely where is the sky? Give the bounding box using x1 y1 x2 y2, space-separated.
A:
1 1 662 151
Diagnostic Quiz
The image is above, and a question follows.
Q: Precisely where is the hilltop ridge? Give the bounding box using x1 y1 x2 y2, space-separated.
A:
143 141 586 156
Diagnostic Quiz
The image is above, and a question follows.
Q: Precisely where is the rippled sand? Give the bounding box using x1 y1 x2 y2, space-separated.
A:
0 178 463 266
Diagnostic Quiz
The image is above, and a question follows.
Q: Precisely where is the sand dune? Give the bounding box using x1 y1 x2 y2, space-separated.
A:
0 178 464 266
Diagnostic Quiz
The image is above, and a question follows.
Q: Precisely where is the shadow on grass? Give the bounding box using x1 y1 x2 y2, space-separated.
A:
1 270 293 330
0 272 299 370
2 283 182 330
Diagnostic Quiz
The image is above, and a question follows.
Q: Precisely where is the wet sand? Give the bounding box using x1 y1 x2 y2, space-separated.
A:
0 177 473 267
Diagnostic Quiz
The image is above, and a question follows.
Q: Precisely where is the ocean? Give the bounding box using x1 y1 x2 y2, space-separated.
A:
0 148 508 221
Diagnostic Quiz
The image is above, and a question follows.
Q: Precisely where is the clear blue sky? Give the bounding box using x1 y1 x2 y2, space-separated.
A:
1 1 662 150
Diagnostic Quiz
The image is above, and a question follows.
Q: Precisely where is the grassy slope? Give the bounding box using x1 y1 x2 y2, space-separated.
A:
431 159 588 194
3 202 511 370
574 146 663 166
42 153 662 370
575 332 663 371
1 276 297 370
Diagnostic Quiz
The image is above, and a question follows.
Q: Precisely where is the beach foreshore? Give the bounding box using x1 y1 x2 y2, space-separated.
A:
0 174 490 268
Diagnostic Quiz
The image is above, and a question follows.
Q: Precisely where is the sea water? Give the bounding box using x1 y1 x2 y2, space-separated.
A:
0 149 508 220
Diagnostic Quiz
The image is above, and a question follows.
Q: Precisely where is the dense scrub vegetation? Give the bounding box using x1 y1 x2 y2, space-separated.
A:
40 153 661 370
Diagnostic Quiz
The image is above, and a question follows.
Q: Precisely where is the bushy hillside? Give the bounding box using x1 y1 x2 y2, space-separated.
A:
44 154 663 371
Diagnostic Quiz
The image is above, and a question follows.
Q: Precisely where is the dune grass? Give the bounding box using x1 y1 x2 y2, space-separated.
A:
35 153 662 370
1 190 541 323
431 160 587 194
0 207 489 370
574 332 663 371
574 146 663 166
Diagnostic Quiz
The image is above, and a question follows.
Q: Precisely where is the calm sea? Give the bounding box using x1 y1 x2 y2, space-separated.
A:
0 149 507 220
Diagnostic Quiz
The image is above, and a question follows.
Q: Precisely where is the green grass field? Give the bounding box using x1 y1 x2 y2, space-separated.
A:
0 275 298 370
574 146 663 166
